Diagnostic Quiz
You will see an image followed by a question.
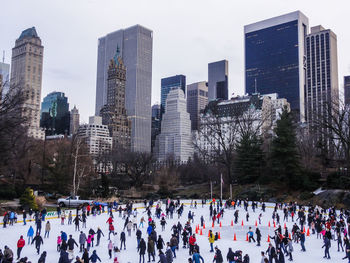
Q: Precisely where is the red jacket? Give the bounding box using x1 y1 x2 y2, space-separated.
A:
189 236 196 245
109 224 114 231
106 217 113 224
17 238 25 248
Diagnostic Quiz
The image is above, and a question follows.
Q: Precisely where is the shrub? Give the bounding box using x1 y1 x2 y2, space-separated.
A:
19 188 38 210
0 186 17 199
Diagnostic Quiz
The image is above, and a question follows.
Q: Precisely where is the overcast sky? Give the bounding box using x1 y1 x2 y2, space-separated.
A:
1 0 350 123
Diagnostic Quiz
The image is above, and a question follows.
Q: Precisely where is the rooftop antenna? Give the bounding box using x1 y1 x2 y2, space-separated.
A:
2 51 4 63
254 78 257 94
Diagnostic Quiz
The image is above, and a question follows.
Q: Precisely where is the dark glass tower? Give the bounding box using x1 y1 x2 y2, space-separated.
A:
208 60 228 101
40 92 70 135
160 75 186 115
244 11 309 120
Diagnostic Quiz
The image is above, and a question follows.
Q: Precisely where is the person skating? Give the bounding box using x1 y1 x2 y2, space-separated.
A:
147 236 155 262
208 230 215 252
287 238 293 261
247 227 256 243
322 236 331 259
192 249 204 263
256 227 262 246
3 246 14 262
120 231 126 250
96 227 104 246
73 215 82 231
16 235 25 260
38 251 47 263
108 240 113 259
157 235 165 251
68 234 78 258
82 248 89 263
226 248 235 263
27 225 34 244
44 221 50 238
89 250 101 263
266 243 277 263
79 231 87 252
31 233 43 254
138 238 146 263
277 249 285 263
213 246 223 263
243 254 250 263
158 250 167 263
169 235 178 258
165 244 173 263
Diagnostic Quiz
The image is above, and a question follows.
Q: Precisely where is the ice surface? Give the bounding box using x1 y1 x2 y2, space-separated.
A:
0 201 345 262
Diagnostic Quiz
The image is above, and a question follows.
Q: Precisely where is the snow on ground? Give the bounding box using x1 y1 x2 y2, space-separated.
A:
0 201 345 262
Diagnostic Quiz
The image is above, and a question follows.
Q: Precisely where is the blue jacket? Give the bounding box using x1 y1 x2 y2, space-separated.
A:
147 225 153 235
192 253 204 263
61 232 67 241
27 226 34 237
89 251 101 262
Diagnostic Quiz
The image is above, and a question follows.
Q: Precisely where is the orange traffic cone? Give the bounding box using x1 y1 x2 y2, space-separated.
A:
200 229 203 235
273 221 276 228
241 220 244 227
306 228 310 236
220 222 222 228
212 222 214 228
203 223 205 229
303 226 306 233
284 223 286 229
255 220 258 227
267 235 270 242
233 233 237 241
268 221 271 228
208 231 210 237
231 220 233 226
195 228 198 234
218 232 221 239
246 234 249 241
289 233 291 239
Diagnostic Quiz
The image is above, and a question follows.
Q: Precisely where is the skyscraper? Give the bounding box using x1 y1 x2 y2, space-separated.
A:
305 26 339 124
151 104 161 152
40 91 70 135
95 25 153 152
244 11 309 120
344 76 350 106
100 49 131 150
10 27 45 139
0 62 10 100
208 60 228 101
70 105 80 135
187 81 208 130
161 75 186 115
155 88 193 162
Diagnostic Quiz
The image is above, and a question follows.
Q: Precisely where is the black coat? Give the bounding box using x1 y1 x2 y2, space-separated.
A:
138 240 146 255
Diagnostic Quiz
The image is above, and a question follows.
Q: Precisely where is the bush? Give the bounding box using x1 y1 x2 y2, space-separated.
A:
299 191 314 200
19 188 38 210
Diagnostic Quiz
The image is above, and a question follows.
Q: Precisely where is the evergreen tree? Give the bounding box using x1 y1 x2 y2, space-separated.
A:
235 134 264 183
270 108 301 189
19 187 38 210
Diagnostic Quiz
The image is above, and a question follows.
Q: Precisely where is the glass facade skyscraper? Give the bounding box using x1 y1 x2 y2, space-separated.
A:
40 91 70 135
161 75 186 116
244 11 309 120
208 60 228 101
95 25 153 152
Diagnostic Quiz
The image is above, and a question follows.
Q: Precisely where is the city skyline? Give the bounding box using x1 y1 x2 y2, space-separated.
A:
1 1 350 122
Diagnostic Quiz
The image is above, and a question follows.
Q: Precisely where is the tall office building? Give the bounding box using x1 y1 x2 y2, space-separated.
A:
151 104 161 152
208 60 228 101
10 27 45 139
305 26 339 125
0 62 10 100
155 88 193 162
187 81 208 130
70 105 80 135
244 11 309 121
95 25 153 152
100 50 131 150
344 76 350 106
40 91 70 135
161 75 186 115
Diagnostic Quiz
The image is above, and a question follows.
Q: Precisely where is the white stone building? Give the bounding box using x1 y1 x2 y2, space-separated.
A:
155 88 193 162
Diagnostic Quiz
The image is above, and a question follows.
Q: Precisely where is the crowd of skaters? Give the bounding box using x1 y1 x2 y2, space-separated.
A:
0 198 349 262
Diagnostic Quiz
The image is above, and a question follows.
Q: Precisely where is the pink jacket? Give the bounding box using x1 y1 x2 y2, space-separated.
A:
108 242 113 250
87 236 92 244
57 237 62 245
